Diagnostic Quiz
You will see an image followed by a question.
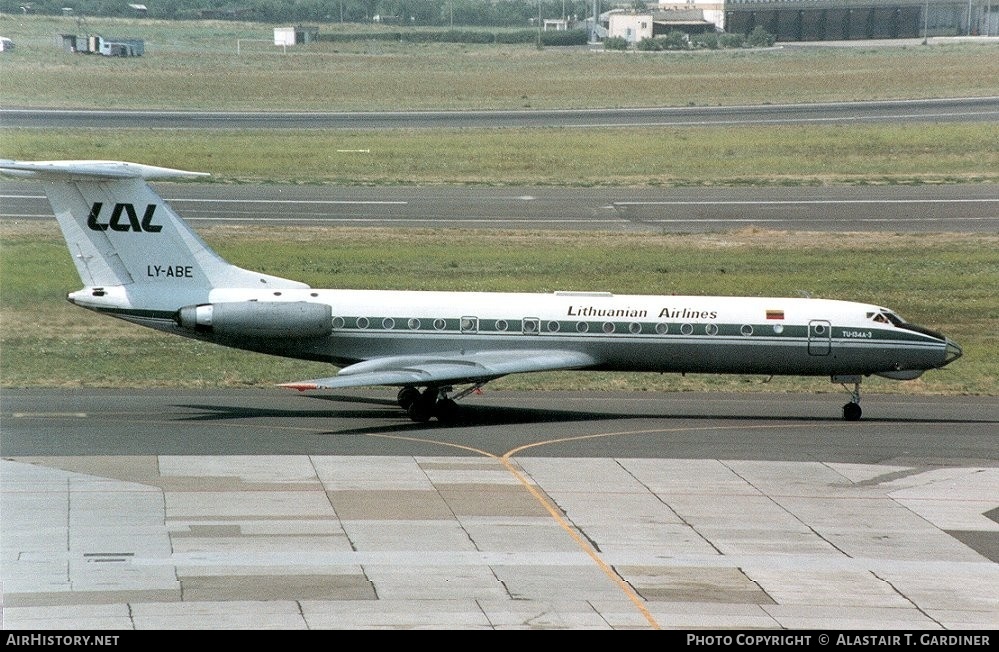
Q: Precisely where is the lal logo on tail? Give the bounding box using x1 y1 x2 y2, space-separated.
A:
87 202 162 233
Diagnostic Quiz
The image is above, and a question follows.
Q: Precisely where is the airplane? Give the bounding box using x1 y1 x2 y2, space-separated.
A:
1 159 962 422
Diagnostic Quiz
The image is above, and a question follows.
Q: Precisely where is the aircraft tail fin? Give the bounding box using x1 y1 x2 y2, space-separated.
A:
1 159 307 307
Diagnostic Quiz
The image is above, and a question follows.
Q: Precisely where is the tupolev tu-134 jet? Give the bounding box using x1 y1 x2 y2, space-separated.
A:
1 159 962 422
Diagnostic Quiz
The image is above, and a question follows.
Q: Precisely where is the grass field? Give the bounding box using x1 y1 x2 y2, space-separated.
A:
1 15 998 111
1 15 996 394
4 123 999 186
2 17 997 186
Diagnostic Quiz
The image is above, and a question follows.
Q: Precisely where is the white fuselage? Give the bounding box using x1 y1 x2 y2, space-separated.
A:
75 285 957 379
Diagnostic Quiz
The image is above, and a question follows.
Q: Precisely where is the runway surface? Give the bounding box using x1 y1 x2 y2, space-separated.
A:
4 182 997 233
2 389 997 630
4 97 997 130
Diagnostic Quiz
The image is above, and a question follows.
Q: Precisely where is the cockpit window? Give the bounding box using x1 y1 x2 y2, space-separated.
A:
869 310 906 326
884 311 906 326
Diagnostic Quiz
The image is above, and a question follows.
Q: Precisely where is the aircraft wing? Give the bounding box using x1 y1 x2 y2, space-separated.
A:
280 349 597 391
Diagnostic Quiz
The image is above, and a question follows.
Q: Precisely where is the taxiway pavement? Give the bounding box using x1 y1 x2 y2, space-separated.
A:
2 389 997 630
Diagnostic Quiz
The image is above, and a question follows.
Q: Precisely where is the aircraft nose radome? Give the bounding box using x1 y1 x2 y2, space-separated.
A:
942 339 963 367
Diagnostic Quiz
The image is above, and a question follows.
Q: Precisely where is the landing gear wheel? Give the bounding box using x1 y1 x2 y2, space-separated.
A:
397 387 420 410
407 395 435 423
402 385 475 424
435 398 460 424
407 388 442 423
835 376 864 422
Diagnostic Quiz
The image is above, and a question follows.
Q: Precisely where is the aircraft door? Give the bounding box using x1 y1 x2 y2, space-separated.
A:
808 320 831 355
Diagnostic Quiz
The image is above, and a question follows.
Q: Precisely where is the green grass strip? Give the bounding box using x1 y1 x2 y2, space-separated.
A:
4 124 997 186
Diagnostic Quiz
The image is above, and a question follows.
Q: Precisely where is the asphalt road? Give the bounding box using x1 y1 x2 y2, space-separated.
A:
4 181 997 232
2 97 997 129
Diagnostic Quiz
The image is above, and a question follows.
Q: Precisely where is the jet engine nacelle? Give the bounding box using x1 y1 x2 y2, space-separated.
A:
176 301 332 339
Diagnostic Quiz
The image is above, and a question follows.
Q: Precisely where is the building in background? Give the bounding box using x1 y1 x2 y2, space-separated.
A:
600 0 995 42
726 0 994 40
274 26 320 46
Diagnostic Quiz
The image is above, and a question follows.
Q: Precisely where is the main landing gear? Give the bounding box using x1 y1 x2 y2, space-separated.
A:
835 375 863 421
396 384 483 423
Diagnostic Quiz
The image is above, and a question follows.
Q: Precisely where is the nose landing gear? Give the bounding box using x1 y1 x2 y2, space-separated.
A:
842 399 862 422
835 375 863 421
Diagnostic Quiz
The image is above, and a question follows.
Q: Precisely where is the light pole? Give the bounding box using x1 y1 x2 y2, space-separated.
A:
923 0 929 43
537 0 543 49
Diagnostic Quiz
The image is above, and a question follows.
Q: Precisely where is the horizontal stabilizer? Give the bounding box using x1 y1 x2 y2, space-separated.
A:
280 349 597 390
0 159 209 180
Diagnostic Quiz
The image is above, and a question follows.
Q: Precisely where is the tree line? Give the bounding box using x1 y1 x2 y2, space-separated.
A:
2 0 600 26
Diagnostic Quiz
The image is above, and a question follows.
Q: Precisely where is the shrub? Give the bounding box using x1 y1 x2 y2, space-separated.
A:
603 36 629 51
635 37 663 51
404 30 498 44
541 29 588 47
690 32 719 50
661 31 690 50
318 32 402 43
747 26 776 47
494 30 538 44
636 32 690 51
718 32 746 48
